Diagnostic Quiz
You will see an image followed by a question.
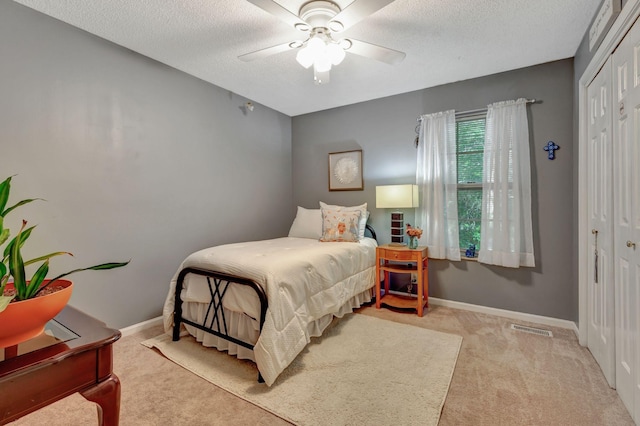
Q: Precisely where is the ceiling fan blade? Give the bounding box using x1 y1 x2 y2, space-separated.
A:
329 0 395 32
345 38 405 65
246 0 310 31
238 42 296 62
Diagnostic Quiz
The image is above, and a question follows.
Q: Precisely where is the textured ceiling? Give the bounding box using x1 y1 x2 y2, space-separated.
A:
13 0 600 116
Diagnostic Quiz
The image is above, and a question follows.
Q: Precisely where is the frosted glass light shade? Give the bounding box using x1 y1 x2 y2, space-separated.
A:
376 185 419 208
307 36 325 53
327 42 345 65
296 36 347 70
314 54 332 72
296 47 314 69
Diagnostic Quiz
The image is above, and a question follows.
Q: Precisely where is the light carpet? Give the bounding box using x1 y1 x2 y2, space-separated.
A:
142 314 462 426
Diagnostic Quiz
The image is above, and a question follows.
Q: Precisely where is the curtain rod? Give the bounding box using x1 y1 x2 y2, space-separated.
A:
416 98 538 122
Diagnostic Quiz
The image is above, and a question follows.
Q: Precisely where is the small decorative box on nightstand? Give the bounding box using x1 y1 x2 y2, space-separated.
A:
375 244 429 317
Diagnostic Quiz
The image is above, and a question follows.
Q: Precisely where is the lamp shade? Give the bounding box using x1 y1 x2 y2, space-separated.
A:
376 185 419 209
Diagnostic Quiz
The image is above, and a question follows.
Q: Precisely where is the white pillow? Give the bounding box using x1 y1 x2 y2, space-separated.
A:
319 202 368 240
288 206 322 239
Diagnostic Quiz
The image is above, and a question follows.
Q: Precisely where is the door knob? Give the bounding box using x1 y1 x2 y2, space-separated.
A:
627 241 637 249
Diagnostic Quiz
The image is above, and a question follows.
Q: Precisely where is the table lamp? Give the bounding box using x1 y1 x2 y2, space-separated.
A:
376 184 419 245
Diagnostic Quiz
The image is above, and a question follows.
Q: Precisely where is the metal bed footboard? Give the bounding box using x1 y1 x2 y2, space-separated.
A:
171 225 376 383
172 266 268 381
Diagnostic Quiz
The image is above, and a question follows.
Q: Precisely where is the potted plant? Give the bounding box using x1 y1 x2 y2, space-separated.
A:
0 176 129 347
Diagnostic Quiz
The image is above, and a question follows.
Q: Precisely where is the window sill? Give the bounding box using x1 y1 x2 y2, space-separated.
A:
461 256 478 262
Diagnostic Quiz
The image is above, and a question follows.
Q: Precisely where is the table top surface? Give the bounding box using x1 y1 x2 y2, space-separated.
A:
0 306 121 377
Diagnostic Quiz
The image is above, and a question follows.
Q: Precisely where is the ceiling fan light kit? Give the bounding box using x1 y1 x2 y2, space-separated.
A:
243 0 405 85
295 29 346 78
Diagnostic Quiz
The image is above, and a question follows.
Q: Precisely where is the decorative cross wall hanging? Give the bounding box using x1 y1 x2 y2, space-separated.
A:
543 141 559 160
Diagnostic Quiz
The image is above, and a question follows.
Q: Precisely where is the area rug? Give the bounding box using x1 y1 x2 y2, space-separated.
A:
142 314 462 426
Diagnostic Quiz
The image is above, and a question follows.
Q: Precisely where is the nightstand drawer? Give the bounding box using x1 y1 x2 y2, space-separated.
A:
377 247 426 261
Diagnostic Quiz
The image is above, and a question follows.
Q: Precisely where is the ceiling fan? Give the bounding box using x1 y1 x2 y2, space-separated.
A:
239 0 405 84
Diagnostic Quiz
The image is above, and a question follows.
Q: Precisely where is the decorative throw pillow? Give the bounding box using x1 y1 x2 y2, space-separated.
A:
319 202 368 240
288 206 322 239
320 208 361 242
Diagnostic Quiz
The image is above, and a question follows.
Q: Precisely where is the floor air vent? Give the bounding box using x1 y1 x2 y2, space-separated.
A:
510 324 553 337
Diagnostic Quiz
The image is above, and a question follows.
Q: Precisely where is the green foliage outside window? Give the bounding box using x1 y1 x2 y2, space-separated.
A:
456 117 485 250
457 188 482 249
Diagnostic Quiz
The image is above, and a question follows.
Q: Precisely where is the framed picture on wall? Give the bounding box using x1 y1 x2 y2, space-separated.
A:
328 149 363 191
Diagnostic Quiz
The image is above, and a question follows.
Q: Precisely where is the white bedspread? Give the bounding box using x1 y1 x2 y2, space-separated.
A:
163 236 377 386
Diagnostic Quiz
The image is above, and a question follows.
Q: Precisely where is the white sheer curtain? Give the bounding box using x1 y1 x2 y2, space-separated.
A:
478 98 535 267
416 110 460 260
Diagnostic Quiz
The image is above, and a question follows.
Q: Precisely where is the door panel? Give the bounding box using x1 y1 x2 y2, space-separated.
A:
613 19 640 421
587 56 616 387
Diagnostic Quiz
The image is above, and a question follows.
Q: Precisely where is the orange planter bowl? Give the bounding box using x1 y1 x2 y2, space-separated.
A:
0 279 73 348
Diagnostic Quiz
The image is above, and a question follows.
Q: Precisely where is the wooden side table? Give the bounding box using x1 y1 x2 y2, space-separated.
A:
376 244 429 317
0 306 121 425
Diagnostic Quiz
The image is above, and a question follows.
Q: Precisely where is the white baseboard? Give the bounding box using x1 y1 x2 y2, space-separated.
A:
120 316 163 337
429 297 579 336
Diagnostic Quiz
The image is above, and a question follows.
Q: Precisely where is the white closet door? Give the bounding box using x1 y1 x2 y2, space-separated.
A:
612 19 640 420
587 56 616 387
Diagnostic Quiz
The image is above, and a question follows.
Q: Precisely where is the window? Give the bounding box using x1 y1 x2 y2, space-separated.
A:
455 115 485 250
416 100 533 266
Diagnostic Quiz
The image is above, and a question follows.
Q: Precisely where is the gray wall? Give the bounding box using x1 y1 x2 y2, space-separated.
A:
0 2 293 328
573 0 620 80
293 59 576 321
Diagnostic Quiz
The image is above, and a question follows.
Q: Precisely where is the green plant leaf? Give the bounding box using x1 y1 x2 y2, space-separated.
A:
9 221 27 299
23 251 72 267
3 225 35 259
0 262 6 297
83 261 131 271
25 261 49 299
0 294 14 313
35 260 130 296
0 227 8 247
0 176 12 215
2 198 42 218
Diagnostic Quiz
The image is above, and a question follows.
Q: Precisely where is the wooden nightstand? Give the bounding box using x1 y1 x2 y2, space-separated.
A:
376 244 429 317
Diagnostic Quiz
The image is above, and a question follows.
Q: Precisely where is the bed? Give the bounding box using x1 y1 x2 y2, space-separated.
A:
162 203 377 386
